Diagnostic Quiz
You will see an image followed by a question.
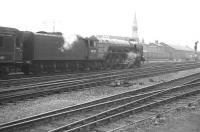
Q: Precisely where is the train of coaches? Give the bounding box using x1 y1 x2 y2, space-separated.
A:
0 26 145 76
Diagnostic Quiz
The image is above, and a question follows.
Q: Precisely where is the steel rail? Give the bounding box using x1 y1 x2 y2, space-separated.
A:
1 62 200 93
0 61 175 82
0 77 200 131
0 90 160 131
0 61 197 87
0 64 153 87
0 63 200 102
48 82 200 132
107 98 200 132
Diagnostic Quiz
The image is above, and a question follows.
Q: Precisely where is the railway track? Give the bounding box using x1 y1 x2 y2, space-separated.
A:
107 97 200 132
0 63 156 87
0 62 200 103
0 61 194 87
0 73 200 132
0 70 104 88
50 82 200 132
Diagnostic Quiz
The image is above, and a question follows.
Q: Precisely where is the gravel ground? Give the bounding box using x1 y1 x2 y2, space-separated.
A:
145 111 200 132
123 98 200 132
0 68 200 124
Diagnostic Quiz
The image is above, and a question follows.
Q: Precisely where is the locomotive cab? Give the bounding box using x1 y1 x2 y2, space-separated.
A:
87 39 98 60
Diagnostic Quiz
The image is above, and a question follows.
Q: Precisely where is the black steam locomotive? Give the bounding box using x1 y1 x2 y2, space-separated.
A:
0 26 144 76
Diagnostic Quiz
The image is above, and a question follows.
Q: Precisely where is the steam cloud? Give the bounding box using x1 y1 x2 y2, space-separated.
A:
59 34 78 52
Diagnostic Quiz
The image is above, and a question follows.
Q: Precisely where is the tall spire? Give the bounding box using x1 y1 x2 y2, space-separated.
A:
132 13 139 42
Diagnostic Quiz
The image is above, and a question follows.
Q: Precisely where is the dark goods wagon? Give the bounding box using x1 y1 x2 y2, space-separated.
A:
0 27 23 76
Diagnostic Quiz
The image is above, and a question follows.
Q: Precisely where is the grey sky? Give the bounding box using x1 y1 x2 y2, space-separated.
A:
1 0 199 48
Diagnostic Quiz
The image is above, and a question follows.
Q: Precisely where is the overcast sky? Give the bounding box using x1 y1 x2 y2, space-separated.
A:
1 0 200 48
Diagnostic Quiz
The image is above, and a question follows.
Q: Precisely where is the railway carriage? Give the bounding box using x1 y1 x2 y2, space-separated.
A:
0 27 23 76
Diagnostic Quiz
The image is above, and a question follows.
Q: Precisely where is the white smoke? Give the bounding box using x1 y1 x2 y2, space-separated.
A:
59 34 78 52
127 52 137 60
125 51 138 64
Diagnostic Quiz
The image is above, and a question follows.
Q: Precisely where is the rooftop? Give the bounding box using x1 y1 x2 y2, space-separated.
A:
168 44 194 51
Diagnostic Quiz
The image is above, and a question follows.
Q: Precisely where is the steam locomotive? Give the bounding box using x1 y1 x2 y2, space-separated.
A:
0 26 144 76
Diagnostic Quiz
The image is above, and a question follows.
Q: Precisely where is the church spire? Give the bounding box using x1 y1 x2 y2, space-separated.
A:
132 13 139 42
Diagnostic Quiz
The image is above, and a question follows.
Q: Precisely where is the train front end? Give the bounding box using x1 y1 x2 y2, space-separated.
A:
87 36 145 68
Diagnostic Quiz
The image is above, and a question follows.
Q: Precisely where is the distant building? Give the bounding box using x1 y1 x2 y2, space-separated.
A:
168 44 195 60
142 41 198 61
142 42 172 61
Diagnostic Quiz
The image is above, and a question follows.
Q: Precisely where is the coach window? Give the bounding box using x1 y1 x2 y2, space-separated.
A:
0 36 3 47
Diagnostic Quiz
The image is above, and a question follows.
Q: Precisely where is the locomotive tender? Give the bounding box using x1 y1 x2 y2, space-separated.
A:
0 26 144 76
